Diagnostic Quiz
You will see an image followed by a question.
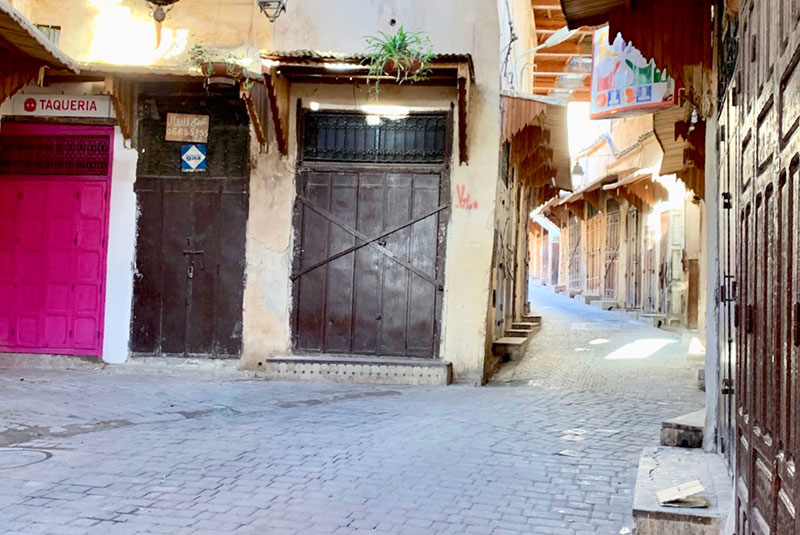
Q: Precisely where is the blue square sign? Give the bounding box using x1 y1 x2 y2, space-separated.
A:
181 144 207 172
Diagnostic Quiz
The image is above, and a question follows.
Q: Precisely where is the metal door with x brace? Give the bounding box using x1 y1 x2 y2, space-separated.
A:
292 167 448 358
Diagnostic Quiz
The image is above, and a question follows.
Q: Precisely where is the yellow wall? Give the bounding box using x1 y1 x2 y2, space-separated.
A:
21 0 271 67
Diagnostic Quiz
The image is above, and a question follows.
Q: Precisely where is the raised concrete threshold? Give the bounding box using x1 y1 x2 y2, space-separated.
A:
661 409 705 448
633 447 731 535
256 355 452 386
491 315 542 362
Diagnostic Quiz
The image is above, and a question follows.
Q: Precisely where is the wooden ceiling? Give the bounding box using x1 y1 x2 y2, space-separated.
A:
531 0 592 102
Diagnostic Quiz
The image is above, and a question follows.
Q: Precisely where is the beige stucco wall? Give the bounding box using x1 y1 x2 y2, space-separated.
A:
20 0 271 67
241 0 501 385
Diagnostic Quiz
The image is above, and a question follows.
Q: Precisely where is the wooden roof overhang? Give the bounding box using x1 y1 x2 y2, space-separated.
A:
532 0 593 102
602 168 669 209
654 104 706 199
502 92 573 205
261 51 475 161
42 64 271 151
559 0 714 114
0 0 78 104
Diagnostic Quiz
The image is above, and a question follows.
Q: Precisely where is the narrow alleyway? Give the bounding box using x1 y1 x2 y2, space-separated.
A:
0 289 703 535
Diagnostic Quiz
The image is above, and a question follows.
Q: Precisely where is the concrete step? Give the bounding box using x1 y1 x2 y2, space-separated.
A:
589 299 620 311
256 355 452 385
638 313 667 328
583 295 601 305
553 285 566 293
660 409 705 448
492 337 529 362
511 322 536 330
633 446 731 535
504 329 529 338
520 315 542 326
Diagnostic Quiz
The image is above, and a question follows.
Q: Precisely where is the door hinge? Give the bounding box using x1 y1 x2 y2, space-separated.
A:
722 192 733 210
721 378 735 395
745 304 753 334
794 302 800 347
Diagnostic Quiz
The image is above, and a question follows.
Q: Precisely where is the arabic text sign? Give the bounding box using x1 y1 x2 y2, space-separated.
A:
166 113 209 143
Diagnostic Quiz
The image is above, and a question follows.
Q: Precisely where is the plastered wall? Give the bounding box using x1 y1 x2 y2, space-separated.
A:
20 0 271 67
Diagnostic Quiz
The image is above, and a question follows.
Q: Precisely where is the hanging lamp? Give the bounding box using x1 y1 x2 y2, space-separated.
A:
146 0 182 46
256 0 288 22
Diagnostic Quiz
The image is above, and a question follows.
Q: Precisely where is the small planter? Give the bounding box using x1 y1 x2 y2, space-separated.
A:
383 58 423 78
200 61 244 87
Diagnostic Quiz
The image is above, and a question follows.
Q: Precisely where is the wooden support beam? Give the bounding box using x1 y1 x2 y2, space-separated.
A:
457 62 470 165
531 0 561 7
264 68 290 155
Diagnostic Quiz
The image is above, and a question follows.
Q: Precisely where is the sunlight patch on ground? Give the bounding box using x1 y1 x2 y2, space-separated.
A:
688 336 706 356
589 338 610 345
604 338 677 361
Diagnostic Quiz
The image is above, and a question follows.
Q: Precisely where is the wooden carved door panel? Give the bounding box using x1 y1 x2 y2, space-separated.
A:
604 199 620 301
568 213 582 291
625 206 641 308
734 0 800 532
292 168 447 358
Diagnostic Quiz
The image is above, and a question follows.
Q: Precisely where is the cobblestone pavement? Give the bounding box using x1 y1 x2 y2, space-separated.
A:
0 285 703 535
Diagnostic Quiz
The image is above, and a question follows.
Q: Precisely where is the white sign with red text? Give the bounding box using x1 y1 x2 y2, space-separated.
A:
10 94 113 118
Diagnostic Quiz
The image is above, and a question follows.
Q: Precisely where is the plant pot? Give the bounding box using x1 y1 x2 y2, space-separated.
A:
383 57 423 78
200 61 244 87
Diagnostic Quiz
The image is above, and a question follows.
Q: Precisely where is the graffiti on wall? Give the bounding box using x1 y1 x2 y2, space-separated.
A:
456 184 479 210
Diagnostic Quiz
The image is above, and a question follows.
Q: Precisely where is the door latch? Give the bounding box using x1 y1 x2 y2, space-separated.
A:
721 378 735 395
187 265 194 279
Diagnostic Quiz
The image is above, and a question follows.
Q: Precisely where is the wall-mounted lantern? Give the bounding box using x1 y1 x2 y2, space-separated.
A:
256 0 287 22
146 0 181 22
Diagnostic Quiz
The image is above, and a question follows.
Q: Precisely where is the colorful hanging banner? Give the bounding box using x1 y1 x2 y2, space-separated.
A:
590 26 677 119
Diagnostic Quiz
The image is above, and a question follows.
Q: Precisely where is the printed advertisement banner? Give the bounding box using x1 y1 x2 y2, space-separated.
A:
590 26 677 119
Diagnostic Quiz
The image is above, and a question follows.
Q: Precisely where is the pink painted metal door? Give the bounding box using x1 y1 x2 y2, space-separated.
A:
0 123 113 356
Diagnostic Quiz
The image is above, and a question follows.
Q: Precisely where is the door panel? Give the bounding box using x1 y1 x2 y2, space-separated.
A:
0 125 112 357
293 168 446 358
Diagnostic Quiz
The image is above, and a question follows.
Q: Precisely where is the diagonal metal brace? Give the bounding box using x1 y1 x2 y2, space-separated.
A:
292 199 449 287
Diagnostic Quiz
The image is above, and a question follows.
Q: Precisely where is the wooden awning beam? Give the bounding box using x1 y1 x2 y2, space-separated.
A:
458 62 470 165
264 67 290 155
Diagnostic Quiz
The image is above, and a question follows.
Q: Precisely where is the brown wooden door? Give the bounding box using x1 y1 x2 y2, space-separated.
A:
568 213 582 291
604 199 621 301
586 207 602 295
625 206 641 308
130 91 249 358
734 0 800 532
292 167 447 358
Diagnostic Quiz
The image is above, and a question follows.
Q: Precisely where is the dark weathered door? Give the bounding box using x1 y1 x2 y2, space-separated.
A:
604 198 620 301
734 0 800 532
625 206 641 308
130 91 249 358
293 111 450 359
292 168 446 358
568 213 582 291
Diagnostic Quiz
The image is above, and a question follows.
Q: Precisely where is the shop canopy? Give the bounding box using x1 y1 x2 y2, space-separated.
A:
501 92 572 205
0 0 78 104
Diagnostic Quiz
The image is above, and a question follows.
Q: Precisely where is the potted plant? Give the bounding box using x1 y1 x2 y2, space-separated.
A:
364 26 436 96
189 44 254 87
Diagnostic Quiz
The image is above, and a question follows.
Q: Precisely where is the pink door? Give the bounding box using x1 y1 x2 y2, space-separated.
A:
0 124 113 356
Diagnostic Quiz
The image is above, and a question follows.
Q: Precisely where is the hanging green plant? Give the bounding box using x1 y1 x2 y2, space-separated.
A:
188 43 258 88
364 26 436 96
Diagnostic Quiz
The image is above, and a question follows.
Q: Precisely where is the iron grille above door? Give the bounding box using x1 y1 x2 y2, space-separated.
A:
302 112 448 163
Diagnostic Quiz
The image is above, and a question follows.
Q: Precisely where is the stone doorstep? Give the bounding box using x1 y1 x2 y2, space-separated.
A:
511 322 537 330
504 329 530 338
492 337 529 362
589 299 620 310
661 409 705 448
256 355 453 386
521 314 542 325
634 447 732 535
583 294 602 305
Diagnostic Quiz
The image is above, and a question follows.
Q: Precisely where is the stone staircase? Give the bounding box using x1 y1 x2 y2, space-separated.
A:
491 315 542 362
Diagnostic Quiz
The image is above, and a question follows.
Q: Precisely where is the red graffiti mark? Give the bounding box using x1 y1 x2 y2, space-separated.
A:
456 184 478 210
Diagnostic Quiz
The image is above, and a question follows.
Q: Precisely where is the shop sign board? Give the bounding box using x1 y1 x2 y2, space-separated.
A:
166 113 209 143
590 26 677 119
10 94 113 118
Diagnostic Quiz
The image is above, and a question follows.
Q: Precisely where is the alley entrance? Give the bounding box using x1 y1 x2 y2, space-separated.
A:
292 112 449 359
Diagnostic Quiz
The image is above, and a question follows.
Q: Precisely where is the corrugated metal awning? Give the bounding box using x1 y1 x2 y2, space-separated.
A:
0 0 77 71
0 0 78 105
